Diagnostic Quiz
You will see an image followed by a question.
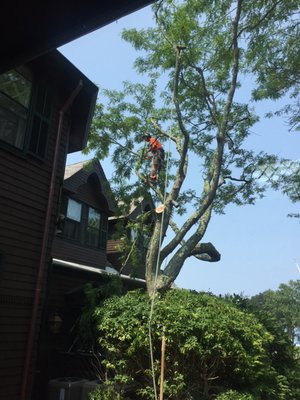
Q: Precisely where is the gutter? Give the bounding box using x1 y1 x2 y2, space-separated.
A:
52 258 146 284
20 80 83 400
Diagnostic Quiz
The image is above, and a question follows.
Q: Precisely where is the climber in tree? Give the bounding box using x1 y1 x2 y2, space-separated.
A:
143 133 165 181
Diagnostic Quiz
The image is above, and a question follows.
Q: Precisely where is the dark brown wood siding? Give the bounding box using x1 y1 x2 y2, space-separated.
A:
34 264 109 399
52 237 107 269
106 239 123 271
107 238 122 254
0 99 69 399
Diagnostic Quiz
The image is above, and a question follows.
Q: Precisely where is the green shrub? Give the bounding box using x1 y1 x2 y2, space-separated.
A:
88 289 289 399
215 390 254 400
88 384 124 400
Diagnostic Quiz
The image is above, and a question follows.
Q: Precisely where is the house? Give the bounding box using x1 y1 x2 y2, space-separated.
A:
34 159 149 399
0 51 98 400
53 159 115 269
1 2 155 399
35 159 115 398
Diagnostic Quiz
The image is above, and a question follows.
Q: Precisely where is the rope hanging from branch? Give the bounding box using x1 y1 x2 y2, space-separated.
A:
147 114 173 400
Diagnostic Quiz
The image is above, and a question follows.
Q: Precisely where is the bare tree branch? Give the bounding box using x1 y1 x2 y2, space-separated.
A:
161 205 213 287
134 170 165 200
192 65 219 126
167 218 220 262
223 175 251 184
191 242 221 262
149 118 178 143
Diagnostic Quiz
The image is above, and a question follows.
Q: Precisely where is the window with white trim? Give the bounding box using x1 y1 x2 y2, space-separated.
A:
64 198 82 241
59 196 108 249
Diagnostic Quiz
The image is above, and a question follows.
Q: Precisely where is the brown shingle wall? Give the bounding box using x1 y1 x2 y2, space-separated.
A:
0 102 68 398
52 237 107 269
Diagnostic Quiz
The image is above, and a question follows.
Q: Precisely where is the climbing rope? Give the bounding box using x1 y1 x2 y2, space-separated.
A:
147 122 172 400
117 123 172 400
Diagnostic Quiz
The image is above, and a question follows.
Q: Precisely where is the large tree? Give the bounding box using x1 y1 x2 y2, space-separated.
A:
86 0 299 295
222 283 300 398
249 279 300 342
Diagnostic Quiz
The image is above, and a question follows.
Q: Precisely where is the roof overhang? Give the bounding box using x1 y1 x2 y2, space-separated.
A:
0 0 155 74
28 50 98 153
52 258 146 286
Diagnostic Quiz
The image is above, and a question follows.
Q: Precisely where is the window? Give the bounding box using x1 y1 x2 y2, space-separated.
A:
86 207 108 249
0 70 31 149
59 196 108 249
64 199 82 241
99 214 108 249
86 208 101 247
28 84 52 157
0 69 52 158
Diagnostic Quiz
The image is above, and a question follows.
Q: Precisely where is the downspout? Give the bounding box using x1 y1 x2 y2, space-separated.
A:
20 80 83 400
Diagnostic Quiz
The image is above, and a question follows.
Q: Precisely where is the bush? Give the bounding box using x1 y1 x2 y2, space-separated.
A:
88 289 289 399
88 384 124 400
215 390 254 400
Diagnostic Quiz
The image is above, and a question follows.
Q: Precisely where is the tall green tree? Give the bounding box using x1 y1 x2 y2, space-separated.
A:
249 279 300 342
86 0 299 295
223 284 300 399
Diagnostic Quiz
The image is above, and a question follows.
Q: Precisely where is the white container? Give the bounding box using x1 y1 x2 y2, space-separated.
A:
48 377 87 400
80 380 102 400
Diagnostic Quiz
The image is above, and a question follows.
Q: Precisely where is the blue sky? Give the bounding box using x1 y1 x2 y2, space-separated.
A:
59 5 299 297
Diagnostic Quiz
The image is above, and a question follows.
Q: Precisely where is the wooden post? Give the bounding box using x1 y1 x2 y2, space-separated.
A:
159 327 166 400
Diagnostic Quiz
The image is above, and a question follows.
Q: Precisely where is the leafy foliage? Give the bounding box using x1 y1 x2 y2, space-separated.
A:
91 289 293 399
245 0 300 131
248 280 300 343
222 280 300 399
85 0 299 293
77 278 122 351
248 158 300 218
88 383 126 400
215 390 254 400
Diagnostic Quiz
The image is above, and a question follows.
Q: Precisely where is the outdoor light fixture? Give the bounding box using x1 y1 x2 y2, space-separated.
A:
48 311 63 334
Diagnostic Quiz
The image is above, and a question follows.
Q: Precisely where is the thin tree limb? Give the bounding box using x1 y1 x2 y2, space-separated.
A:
237 0 284 38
